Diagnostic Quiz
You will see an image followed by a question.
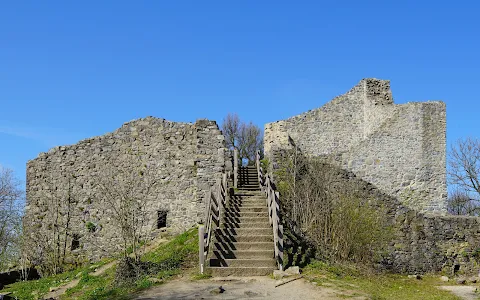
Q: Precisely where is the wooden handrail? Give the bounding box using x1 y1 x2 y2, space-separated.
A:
233 148 239 188
256 150 284 271
199 173 228 274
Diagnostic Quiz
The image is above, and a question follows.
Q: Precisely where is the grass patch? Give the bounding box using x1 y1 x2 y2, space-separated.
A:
2 258 113 300
303 261 463 300
3 227 199 299
141 227 198 278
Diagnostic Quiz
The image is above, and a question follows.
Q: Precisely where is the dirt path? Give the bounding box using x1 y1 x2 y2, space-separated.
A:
43 238 168 299
90 261 117 277
438 286 478 300
43 279 80 300
135 276 366 300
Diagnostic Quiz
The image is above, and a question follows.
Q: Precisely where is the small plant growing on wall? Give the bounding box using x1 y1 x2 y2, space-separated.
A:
85 222 97 233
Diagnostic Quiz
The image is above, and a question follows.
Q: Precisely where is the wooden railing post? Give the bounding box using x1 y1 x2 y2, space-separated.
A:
278 224 284 271
256 150 261 190
234 148 239 188
198 225 205 274
255 154 285 272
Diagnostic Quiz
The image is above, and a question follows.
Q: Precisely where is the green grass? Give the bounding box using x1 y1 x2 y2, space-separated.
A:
303 261 464 300
2 259 113 300
3 227 199 300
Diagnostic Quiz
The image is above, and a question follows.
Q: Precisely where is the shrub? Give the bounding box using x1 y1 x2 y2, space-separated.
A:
275 149 393 265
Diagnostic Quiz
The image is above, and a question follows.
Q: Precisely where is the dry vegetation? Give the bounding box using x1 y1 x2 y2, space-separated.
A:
274 147 392 266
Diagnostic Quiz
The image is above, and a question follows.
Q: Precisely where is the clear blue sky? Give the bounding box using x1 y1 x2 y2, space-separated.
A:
1 1 479 187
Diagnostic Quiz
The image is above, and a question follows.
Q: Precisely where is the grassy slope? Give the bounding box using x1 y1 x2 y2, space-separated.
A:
3 227 199 300
4 229 469 300
303 261 465 300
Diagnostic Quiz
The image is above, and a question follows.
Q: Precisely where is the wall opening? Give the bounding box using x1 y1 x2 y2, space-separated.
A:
157 210 168 229
71 234 80 250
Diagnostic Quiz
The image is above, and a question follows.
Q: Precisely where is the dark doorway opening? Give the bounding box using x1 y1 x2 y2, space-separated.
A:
157 210 168 229
71 234 80 250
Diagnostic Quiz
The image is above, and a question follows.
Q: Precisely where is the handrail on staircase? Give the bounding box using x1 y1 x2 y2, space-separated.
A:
199 172 228 274
256 150 284 271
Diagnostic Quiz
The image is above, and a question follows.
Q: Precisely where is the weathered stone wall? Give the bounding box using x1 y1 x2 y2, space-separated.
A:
24 117 225 261
329 163 480 275
265 78 447 213
271 153 480 275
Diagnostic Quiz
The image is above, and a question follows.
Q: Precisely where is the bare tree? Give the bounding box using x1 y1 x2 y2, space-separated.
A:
0 167 23 271
448 138 480 214
222 113 241 150
238 121 263 164
26 172 78 276
93 148 159 262
221 113 263 165
447 189 480 216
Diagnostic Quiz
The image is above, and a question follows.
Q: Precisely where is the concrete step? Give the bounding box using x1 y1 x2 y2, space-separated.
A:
232 191 264 196
229 198 265 203
230 196 265 200
214 241 272 251
215 234 273 243
212 250 273 259
238 185 260 189
225 206 267 213
210 266 274 277
222 216 270 223
215 228 272 236
222 222 271 229
210 258 276 268
224 211 268 218
227 203 265 208
237 187 261 191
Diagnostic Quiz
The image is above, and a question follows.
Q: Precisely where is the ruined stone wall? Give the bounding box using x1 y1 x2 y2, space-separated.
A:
24 117 225 262
264 82 366 156
272 155 480 274
327 162 480 275
265 78 447 213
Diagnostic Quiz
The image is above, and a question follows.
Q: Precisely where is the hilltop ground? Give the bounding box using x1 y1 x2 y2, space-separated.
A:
2 228 478 300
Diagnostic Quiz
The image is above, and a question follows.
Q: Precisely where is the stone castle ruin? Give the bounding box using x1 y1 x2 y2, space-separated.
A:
23 78 480 274
265 78 446 213
24 118 227 262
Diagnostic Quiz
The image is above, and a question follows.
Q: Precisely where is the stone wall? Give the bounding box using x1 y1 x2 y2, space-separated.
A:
265 78 447 213
24 117 225 262
328 162 480 275
271 153 480 275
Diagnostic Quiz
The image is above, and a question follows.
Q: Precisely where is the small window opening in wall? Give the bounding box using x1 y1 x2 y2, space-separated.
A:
71 234 80 250
157 210 168 229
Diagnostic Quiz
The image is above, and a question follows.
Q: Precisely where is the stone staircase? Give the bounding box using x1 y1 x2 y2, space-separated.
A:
209 166 276 276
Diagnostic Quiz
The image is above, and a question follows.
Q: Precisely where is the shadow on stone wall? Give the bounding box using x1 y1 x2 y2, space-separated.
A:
271 148 480 275
0 268 40 290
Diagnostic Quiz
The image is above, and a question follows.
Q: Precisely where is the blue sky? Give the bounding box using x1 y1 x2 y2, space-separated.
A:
1 1 479 187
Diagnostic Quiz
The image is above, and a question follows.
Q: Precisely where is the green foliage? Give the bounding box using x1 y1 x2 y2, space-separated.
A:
141 227 198 267
472 247 480 260
3 265 91 299
3 228 198 300
260 158 270 172
85 222 96 233
327 195 393 263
